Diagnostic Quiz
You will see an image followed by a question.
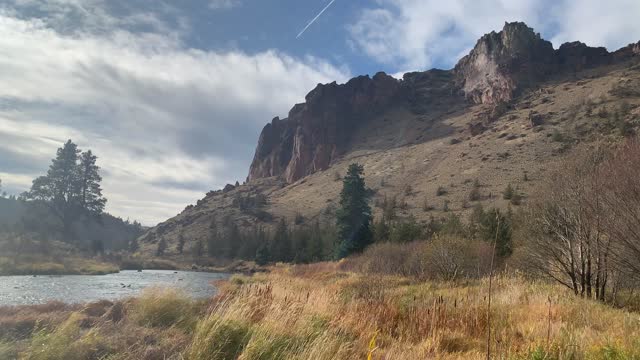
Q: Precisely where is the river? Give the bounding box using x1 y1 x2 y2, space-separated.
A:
0 270 229 306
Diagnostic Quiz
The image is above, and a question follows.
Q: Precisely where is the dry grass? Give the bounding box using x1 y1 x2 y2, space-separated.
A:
0 255 119 276
1 267 639 359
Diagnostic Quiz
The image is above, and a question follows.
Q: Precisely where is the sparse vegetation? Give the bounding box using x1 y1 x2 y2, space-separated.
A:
4 265 640 359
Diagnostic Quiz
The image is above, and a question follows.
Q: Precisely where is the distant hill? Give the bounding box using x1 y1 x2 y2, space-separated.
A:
138 22 640 257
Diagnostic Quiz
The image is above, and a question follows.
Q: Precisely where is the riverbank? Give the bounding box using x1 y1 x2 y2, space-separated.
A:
1 263 639 359
0 252 265 276
0 255 120 276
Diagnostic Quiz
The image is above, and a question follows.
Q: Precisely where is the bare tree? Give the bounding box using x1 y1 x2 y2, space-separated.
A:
599 139 640 281
523 145 611 300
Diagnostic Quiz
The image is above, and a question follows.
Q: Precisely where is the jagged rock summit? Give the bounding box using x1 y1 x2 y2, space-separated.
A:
248 22 640 184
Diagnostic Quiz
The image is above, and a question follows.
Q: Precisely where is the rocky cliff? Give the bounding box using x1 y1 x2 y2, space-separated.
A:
138 22 640 257
247 72 401 183
248 22 638 184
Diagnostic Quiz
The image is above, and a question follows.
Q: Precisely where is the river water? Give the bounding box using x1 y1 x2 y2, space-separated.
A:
0 270 229 306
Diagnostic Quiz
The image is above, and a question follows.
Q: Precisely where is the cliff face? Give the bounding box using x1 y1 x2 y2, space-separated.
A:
247 72 401 183
453 22 556 105
247 22 638 184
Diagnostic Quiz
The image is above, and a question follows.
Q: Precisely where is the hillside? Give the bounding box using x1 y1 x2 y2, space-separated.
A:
138 22 640 256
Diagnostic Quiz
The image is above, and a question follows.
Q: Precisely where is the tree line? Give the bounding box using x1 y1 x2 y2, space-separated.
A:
0 140 144 255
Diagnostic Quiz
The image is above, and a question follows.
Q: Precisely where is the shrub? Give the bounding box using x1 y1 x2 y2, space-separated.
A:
389 217 423 243
468 186 481 201
342 237 492 280
503 184 514 200
25 313 109 360
188 316 252 360
131 288 197 329
551 130 565 142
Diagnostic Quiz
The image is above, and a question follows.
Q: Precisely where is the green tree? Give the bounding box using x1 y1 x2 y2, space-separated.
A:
177 230 186 254
255 243 270 266
24 140 106 240
271 218 292 262
389 216 423 243
372 217 390 243
0 178 6 198
503 184 515 200
78 150 106 216
193 239 204 257
479 208 512 257
207 218 218 257
335 163 373 259
156 238 167 256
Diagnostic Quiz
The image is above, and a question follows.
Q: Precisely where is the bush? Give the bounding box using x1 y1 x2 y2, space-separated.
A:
342 238 492 280
389 217 423 243
188 316 252 360
131 288 197 329
25 313 109 360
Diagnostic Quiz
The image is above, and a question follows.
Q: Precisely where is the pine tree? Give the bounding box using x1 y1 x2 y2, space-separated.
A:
255 243 270 265
308 221 325 262
24 140 106 241
193 239 204 257
78 150 106 216
503 184 515 200
271 218 292 262
156 238 167 256
207 218 218 257
177 231 186 254
335 163 373 259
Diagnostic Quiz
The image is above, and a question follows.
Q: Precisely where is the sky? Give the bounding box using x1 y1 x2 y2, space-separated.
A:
1 0 640 225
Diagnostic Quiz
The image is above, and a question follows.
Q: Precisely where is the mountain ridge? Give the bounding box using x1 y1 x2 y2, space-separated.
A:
138 22 640 256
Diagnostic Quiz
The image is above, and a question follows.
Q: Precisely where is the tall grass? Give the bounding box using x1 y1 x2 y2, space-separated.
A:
3 266 640 359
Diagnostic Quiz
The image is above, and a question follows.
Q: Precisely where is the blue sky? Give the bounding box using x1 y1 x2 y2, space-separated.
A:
1 0 640 224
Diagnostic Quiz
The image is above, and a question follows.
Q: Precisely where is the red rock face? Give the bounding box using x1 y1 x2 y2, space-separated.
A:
247 22 640 184
247 72 401 183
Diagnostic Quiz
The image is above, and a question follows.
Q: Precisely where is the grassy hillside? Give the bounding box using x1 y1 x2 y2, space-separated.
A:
139 58 640 257
2 264 638 359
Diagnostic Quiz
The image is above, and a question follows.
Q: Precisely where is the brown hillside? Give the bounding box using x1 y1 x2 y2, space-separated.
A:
138 22 640 255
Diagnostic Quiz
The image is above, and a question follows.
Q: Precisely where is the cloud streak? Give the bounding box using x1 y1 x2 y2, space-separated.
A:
296 0 337 39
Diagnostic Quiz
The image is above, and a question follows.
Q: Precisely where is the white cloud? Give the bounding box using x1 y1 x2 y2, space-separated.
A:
348 0 640 71
0 9 350 225
208 0 242 10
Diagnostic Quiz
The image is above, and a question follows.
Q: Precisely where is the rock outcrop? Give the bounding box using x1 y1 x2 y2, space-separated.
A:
453 22 556 105
248 22 640 184
248 72 401 183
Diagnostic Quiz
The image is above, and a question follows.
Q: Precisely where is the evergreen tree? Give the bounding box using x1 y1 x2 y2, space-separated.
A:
335 163 373 259
271 218 292 262
24 140 106 241
193 239 204 257
503 184 515 200
479 208 512 257
156 238 167 256
177 231 186 254
129 236 139 253
372 217 390 243
307 221 325 262
255 242 270 265
207 218 218 257
78 150 106 216
227 222 241 259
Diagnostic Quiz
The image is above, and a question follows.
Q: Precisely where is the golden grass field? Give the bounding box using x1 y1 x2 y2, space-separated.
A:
1 262 639 360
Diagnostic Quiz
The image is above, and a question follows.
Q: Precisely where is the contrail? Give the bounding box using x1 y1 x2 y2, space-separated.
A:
296 0 338 39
